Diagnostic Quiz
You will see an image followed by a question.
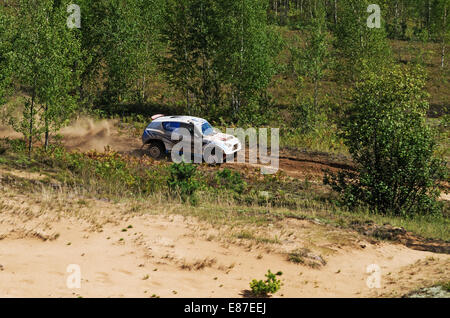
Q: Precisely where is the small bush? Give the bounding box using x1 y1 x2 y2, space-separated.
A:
441 281 450 292
287 248 309 264
167 162 199 204
325 66 447 216
214 168 247 194
249 270 282 297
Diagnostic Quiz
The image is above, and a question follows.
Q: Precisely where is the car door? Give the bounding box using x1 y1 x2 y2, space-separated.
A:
161 122 181 150
179 123 199 159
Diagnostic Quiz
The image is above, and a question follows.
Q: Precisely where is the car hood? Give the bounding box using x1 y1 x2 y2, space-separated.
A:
204 132 236 143
203 132 240 151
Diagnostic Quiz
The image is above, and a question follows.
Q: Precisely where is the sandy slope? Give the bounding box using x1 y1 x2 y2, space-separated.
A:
0 187 448 298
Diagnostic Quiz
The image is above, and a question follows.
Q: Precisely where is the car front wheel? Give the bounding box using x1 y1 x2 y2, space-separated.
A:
146 141 165 160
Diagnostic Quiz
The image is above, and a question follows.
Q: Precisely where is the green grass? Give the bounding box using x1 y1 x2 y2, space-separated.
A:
0 137 448 242
440 281 450 292
330 209 450 242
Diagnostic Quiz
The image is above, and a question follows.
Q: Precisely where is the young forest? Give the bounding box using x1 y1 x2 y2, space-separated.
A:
0 1 449 299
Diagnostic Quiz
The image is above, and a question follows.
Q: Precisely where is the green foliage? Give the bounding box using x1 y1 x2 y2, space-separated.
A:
441 281 450 292
167 162 200 204
289 97 319 134
288 6 331 136
215 0 282 116
334 0 393 82
290 4 329 108
234 97 278 126
159 0 220 112
75 0 164 105
0 7 13 105
250 270 282 297
159 0 281 118
4 0 83 153
325 65 448 216
214 168 247 194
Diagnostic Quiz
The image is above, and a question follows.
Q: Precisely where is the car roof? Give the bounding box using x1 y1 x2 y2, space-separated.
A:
152 115 208 126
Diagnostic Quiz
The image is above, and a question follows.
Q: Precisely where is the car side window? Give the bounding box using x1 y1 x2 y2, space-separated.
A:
162 122 181 132
180 123 194 135
148 121 160 129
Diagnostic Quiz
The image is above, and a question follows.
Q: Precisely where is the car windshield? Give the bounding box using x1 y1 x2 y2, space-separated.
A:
201 122 214 136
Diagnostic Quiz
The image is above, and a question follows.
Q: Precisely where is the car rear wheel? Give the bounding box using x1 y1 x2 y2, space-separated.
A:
146 142 165 159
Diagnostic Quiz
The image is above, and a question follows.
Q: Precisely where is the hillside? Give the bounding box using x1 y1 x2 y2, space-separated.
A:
0 0 449 300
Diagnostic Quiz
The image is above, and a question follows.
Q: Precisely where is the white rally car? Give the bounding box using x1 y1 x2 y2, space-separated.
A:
141 115 241 163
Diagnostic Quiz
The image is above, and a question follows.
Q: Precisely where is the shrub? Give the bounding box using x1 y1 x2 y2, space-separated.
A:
214 168 247 194
167 162 199 204
290 97 318 134
325 66 447 216
441 281 450 292
249 270 282 297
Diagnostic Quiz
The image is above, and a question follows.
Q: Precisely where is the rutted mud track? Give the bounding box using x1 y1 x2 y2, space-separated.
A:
3 116 446 195
1 117 346 178
1 116 447 198
58 118 351 179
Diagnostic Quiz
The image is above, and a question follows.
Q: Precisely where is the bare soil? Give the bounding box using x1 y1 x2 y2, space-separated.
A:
0 186 448 298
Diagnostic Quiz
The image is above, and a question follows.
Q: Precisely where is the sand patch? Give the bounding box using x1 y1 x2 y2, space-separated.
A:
0 186 448 298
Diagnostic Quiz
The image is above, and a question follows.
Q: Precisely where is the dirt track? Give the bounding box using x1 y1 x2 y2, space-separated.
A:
57 117 351 180
2 117 445 192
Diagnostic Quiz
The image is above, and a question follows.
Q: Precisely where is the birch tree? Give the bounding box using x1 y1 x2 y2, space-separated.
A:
160 0 281 118
334 0 392 82
0 6 13 106
8 0 83 153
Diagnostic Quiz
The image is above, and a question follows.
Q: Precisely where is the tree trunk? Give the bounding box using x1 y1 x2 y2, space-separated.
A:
395 0 400 38
184 33 190 108
283 0 288 24
141 75 146 101
44 104 49 151
334 0 337 26
442 5 448 69
28 82 35 157
235 0 244 114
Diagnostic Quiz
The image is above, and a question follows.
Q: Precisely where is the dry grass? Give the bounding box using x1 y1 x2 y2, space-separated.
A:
287 248 327 268
180 257 217 271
